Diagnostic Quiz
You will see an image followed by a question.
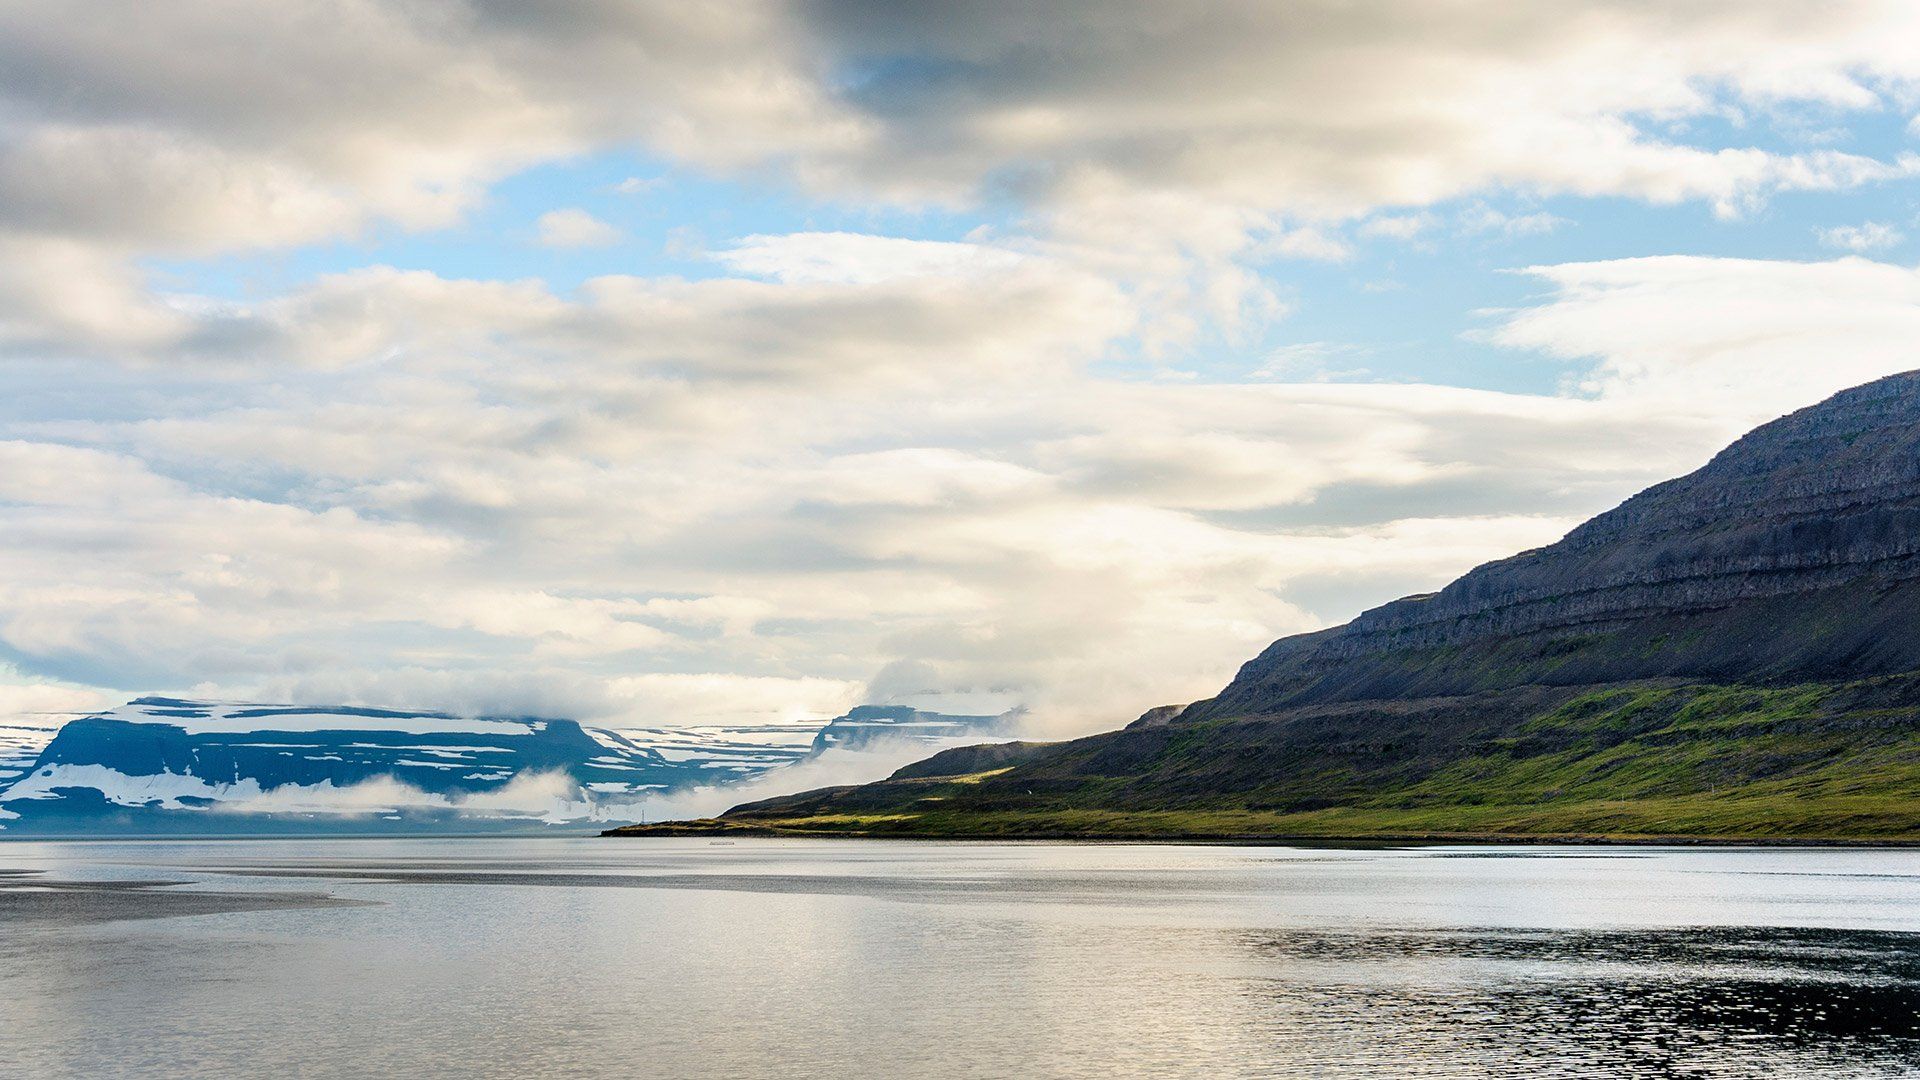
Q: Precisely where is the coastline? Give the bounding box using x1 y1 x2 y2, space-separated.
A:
600 820 1920 847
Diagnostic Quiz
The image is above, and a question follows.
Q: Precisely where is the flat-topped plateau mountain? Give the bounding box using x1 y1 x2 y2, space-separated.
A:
0 694 1018 835
611 371 1920 842
0 699 791 834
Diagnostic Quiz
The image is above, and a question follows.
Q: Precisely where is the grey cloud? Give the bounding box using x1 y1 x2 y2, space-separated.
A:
2 2 1916 260
795 1 1920 213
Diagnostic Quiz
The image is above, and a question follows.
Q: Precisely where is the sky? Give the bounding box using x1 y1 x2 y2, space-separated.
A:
4 1 1920 736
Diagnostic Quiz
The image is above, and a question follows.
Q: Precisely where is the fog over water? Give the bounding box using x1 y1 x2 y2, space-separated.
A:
2 839 1917 1078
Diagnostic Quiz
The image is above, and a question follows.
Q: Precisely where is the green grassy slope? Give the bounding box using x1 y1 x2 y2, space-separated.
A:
608 677 1920 841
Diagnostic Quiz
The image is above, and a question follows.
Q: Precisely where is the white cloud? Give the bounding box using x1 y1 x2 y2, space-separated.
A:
715 232 1027 284
1259 226 1353 262
1359 213 1437 241
535 208 623 248
0 667 114 727
1816 221 1904 251
1460 204 1567 238
216 769 600 822
0 240 1736 736
1253 342 1370 381
1492 255 1920 424
604 674 862 728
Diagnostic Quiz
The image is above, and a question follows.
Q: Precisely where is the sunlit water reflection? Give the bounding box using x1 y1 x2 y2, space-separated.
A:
1 839 1915 1077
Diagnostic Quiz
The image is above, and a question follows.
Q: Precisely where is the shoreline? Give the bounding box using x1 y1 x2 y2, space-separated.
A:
0 828 1912 846
597 821 1920 847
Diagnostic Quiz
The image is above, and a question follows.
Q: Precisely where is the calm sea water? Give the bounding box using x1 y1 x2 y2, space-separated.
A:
1 839 1916 1078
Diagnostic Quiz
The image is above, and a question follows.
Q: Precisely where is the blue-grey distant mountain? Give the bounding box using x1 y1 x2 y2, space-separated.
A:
0 698 818 835
806 702 1019 756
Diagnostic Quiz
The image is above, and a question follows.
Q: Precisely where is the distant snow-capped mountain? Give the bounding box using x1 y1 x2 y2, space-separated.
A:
0 693 1024 835
0 698 820 834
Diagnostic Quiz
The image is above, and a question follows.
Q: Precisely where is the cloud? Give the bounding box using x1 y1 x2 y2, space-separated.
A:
793 2 1920 222
216 769 596 821
1460 204 1567 238
1816 221 1904 251
1253 342 1370 381
1 1 1918 356
0 235 1737 737
714 232 1027 284
1491 255 1920 423
601 674 861 728
1359 213 1437 241
0 667 115 727
0 1 843 254
1259 227 1353 262
4 1 1917 253
536 208 623 248
7 6 1920 752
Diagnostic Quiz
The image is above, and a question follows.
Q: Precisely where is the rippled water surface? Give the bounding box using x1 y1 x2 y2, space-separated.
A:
2 839 1917 1078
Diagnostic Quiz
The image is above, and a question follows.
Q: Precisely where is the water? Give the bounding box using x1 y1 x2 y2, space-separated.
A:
1 839 1917 1078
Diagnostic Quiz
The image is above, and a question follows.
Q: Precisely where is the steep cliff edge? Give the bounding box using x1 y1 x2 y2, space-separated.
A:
608 373 1920 842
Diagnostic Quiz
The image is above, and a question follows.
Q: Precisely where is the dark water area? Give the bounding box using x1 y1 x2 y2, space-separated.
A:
0 839 1916 1077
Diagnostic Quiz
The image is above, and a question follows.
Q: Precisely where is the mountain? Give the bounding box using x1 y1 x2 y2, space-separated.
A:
805 701 1019 756
610 371 1920 842
0 698 819 835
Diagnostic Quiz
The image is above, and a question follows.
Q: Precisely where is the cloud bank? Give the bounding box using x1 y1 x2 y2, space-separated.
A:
1 2 1918 742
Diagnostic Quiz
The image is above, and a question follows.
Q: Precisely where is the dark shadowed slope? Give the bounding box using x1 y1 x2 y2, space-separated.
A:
609 372 1920 841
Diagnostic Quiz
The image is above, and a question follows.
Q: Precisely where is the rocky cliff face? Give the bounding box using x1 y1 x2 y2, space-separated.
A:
1199 371 1920 717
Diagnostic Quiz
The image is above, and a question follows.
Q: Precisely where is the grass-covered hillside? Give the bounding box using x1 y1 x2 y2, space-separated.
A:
608 676 1920 841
